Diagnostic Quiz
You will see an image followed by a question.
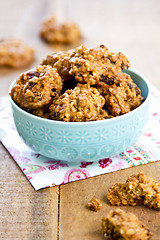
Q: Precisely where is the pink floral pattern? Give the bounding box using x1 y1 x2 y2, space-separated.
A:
99 158 112 168
0 88 160 190
63 169 90 183
32 153 41 158
44 160 69 170
80 161 93 168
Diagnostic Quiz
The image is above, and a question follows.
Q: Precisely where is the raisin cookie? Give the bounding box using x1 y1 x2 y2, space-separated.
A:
97 79 144 116
49 83 110 122
10 65 62 110
40 16 81 44
0 38 34 68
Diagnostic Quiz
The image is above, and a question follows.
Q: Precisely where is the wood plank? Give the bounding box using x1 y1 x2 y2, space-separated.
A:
0 144 59 240
59 162 160 240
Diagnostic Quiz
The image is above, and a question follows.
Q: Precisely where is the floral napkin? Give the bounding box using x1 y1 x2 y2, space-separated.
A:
0 85 160 190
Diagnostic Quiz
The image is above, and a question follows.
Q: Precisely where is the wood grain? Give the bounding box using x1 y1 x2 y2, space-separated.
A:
0 144 59 239
0 0 160 239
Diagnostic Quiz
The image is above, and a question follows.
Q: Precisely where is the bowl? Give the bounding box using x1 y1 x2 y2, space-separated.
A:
9 69 150 162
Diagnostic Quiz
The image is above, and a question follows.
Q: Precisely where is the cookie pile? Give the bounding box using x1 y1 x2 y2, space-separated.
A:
10 45 144 122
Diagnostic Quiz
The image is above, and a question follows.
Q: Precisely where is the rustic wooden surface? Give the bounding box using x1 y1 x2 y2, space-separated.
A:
0 0 160 239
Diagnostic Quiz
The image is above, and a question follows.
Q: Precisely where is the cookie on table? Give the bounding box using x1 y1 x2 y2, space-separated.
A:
107 171 160 210
10 65 62 110
49 83 111 122
0 38 34 68
40 16 81 44
101 209 152 240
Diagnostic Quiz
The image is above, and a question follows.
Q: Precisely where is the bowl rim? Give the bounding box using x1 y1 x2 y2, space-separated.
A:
8 68 150 126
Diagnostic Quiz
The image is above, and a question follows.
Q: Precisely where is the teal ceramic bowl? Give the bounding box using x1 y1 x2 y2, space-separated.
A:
9 69 149 162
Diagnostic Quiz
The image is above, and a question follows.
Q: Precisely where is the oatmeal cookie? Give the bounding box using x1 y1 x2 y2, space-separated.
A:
0 38 34 68
88 197 102 211
98 79 144 116
107 171 160 210
49 83 110 122
101 209 152 240
10 65 62 110
40 16 81 44
68 45 131 86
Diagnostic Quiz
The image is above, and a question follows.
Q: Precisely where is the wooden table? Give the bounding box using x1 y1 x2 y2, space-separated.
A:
0 0 160 239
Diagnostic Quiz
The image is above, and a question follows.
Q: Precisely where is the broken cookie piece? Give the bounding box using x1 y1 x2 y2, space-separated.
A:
107 171 160 210
101 209 152 240
88 197 102 212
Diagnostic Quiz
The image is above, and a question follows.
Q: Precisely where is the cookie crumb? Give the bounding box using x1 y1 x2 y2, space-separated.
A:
88 197 102 211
